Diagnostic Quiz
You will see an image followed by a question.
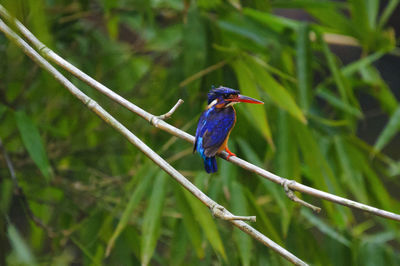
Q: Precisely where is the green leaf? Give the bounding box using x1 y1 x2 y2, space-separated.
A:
173 183 204 258
243 8 299 31
365 0 379 29
294 120 349 226
297 22 312 111
70 236 96 263
317 87 363 118
243 188 283 245
373 106 400 153
141 171 168 266
231 181 252 266
301 209 351 247
275 111 299 234
26 0 53 47
106 166 156 257
243 57 307 123
15 111 52 180
359 65 398 114
334 137 368 203
341 51 384 76
273 0 346 9
351 144 398 212
169 222 189 265
319 34 354 105
231 60 274 147
378 0 400 28
183 183 227 260
183 5 206 92
7 224 38 266
307 6 355 36
349 0 370 33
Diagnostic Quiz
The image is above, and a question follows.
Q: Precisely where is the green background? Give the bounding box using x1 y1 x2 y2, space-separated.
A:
1 0 400 265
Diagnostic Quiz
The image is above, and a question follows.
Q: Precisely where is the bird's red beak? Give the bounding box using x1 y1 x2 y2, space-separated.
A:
226 94 264 104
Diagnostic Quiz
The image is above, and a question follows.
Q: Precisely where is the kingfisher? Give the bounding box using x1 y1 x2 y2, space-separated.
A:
194 86 264 173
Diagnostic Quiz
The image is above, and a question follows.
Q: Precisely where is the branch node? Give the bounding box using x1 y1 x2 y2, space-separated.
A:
282 179 321 213
84 98 97 110
39 45 49 54
210 203 256 222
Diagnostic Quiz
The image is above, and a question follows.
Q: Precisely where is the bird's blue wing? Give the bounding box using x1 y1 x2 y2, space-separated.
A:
194 107 235 157
194 110 209 153
201 108 235 157
202 119 234 157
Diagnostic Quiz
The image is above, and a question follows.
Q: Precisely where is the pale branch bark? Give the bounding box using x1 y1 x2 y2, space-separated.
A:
0 16 307 266
2 6 399 223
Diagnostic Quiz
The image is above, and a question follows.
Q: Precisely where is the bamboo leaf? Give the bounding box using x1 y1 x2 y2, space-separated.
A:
7 224 38 266
275 111 299 235
173 184 204 258
297 22 312 111
231 181 252 266
301 209 351 247
183 185 227 260
294 120 350 226
183 5 206 92
365 0 379 29
334 136 368 203
231 60 274 148
317 87 363 118
378 0 400 28
373 106 400 153
15 111 52 180
243 188 283 244
359 65 398 114
319 33 356 106
169 222 189 265
243 57 307 123
341 51 384 76
141 171 168 266
106 166 156 257
243 8 299 31
237 138 286 211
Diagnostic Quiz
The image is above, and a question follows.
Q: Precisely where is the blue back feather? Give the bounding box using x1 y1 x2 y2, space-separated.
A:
194 105 236 173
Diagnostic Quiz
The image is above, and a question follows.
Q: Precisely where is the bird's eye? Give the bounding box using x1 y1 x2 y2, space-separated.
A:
224 94 230 98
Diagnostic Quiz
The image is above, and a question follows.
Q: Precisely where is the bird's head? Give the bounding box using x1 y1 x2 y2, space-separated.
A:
207 86 264 108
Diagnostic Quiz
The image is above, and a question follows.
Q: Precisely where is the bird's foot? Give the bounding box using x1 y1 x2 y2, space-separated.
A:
225 147 236 159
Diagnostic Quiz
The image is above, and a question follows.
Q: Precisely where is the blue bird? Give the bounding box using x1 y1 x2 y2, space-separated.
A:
194 86 264 173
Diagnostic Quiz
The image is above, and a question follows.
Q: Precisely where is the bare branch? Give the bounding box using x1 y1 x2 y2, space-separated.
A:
282 180 321 213
0 14 307 266
150 99 184 124
3 4 399 222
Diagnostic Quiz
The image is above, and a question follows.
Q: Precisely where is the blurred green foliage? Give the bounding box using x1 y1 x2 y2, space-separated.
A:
1 0 400 265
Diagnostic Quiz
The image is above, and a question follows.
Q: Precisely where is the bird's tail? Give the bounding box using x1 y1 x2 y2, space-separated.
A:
203 156 217 173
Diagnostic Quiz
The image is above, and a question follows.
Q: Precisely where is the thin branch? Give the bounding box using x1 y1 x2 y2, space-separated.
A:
0 15 307 266
3 6 399 223
282 180 321 213
0 138 17 188
211 204 256 222
150 99 184 122
0 137 56 237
